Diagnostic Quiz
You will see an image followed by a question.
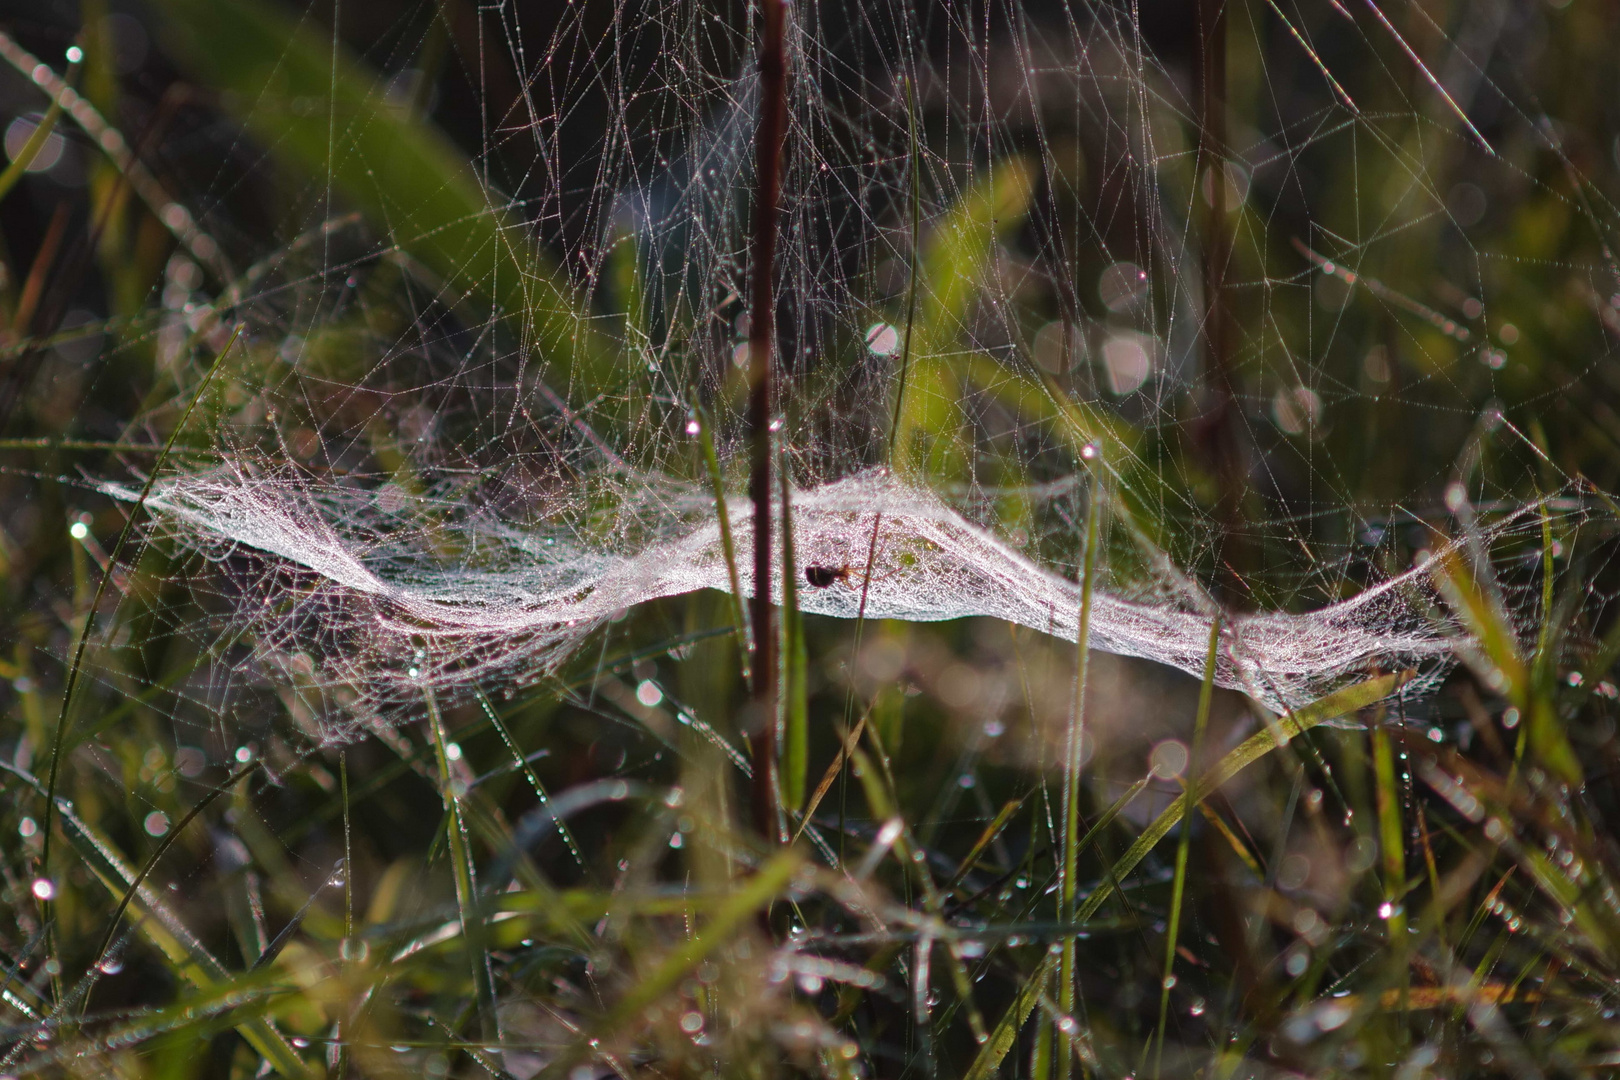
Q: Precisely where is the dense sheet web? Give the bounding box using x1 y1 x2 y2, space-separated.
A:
125 0 1600 735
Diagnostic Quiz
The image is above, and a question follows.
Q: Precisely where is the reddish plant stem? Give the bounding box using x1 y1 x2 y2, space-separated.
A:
1195 0 1249 607
748 0 789 844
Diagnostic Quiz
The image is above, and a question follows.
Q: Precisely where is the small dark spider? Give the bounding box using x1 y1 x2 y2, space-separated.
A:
805 537 899 589
804 564 855 588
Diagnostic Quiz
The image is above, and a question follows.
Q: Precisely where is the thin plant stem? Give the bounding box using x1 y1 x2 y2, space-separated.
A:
1373 704 1410 1027
337 749 352 1080
426 687 499 1042
838 68 923 862
1194 0 1247 603
1058 462 1101 1080
889 71 923 471
780 466 808 820
0 54 75 203
694 401 751 683
83 757 259 1013
747 0 789 844
1153 614 1223 1078
36 324 241 999
475 689 587 871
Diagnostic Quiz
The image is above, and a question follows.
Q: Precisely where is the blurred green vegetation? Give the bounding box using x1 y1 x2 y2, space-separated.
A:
4 0 1620 1077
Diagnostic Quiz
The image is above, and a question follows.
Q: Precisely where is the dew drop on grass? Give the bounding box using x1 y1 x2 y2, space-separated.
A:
30 878 55 901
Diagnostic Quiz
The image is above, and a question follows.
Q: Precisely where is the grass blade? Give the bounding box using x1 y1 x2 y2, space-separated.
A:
1154 614 1223 1076
1058 462 1101 1080
693 402 752 680
963 951 1057 1080
425 687 500 1043
36 325 241 993
745 0 789 844
0 58 74 204
780 468 809 813
149 0 608 376
1075 670 1412 926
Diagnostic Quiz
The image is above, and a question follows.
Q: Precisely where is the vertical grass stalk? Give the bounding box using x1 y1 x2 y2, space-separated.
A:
1154 614 1223 1077
747 0 789 843
780 468 808 818
1058 464 1101 1080
36 325 240 998
336 749 352 1079
1372 707 1409 1023
1194 0 1248 602
693 402 752 683
425 687 499 1042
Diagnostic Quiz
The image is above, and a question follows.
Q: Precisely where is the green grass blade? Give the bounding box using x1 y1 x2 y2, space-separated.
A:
780 468 809 813
540 851 804 1078
37 325 240 991
1372 707 1410 1020
475 688 587 872
0 61 74 204
149 0 609 380
425 687 500 1043
693 402 751 680
1075 670 1412 926
1058 464 1101 1080
963 951 1057 1080
1154 615 1223 1077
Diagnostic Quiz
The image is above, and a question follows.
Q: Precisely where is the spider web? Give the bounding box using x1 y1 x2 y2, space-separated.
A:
112 0 1614 735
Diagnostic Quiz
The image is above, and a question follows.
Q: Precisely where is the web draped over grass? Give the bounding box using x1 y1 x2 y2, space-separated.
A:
8 0 1620 1075
124 465 1470 727
115 0 1608 739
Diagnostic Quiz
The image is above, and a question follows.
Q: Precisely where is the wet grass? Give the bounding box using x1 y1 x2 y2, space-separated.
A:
6 0 1620 1078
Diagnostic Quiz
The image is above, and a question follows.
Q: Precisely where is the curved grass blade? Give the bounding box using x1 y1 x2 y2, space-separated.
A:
1074 670 1412 926
1154 615 1222 1077
149 0 609 378
0 58 75 204
90 758 260 984
0 757 309 1077
37 326 241 983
